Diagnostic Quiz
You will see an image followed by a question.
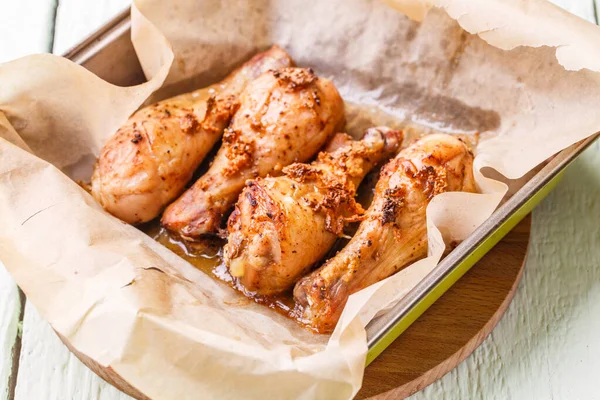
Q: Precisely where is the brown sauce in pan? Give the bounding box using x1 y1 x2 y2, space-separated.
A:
143 221 299 320
140 101 482 329
143 196 362 328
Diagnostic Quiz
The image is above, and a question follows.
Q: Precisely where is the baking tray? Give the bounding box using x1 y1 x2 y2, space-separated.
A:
63 9 600 368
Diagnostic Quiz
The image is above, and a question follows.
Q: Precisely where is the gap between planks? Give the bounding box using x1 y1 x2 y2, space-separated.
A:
6 5 59 392
11 2 132 399
6 290 25 400
1 0 60 398
5 1 600 400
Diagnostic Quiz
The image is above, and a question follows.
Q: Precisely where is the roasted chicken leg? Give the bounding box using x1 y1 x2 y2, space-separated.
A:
91 46 293 224
224 127 403 295
293 134 477 333
162 67 345 239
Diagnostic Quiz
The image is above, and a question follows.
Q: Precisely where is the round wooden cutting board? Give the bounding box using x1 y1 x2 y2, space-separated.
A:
59 215 531 400
357 214 531 399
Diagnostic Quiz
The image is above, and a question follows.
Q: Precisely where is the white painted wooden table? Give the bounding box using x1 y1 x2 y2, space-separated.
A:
1 0 599 399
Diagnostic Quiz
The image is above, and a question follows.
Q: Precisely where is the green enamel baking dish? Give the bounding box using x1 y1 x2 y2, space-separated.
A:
62 8 600 368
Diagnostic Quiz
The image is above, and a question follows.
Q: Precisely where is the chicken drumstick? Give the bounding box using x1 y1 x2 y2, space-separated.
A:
294 133 477 333
91 46 293 224
224 127 403 295
162 67 345 239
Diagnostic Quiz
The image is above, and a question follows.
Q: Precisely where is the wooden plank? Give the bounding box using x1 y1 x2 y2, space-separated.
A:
409 2 600 399
550 0 597 21
359 216 530 399
0 0 57 63
14 303 130 400
52 0 131 55
0 1 58 399
13 1 133 399
11 1 600 400
0 274 23 400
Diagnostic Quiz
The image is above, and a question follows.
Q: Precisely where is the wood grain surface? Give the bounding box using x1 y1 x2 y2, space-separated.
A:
0 1 57 398
0 1 599 400
356 215 531 399
49 215 531 400
8 1 134 400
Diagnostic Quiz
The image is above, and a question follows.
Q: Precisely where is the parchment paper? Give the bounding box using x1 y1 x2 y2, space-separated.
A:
2 0 600 399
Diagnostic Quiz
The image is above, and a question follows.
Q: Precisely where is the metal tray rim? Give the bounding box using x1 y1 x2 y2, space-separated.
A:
63 7 600 363
365 133 599 360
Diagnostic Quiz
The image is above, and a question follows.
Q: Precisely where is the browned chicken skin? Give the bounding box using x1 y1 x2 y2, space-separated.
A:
293 134 477 333
223 127 403 296
91 46 293 224
161 67 345 239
